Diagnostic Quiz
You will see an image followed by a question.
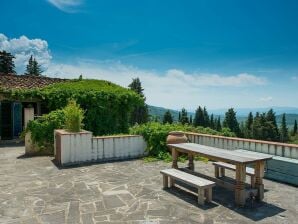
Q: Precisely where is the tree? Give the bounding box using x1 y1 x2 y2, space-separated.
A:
216 117 222 131
244 112 254 138
128 78 148 125
210 114 215 129
193 106 204 127
163 110 173 124
223 108 240 136
25 55 42 76
265 109 279 141
178 112 181 122
189 115 193 124
203 107 210 127
280 113 288 142
0 50 15 74
180 108 189 125
293 120 297 135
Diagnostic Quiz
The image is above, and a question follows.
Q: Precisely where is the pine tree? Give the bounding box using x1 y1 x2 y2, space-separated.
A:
180 108 189 125
0 50 16 74
163 110 173 124
189 115 193 124
128 78 148 125
293 120 297 135
244 112 254 138
25 55 43 76
265 109 279 141
210 114 214 129
223 108 240 136
203 107 210 127
216 117 222 131
280 113 288 142
193 106 204 127
178 112 181 122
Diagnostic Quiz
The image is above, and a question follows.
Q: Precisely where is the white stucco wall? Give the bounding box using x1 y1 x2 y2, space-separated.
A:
54 130 147 166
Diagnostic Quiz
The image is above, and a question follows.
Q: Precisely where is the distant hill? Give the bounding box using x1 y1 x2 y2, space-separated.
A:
208 107 298 116
148 105 194 121
148 105 298 126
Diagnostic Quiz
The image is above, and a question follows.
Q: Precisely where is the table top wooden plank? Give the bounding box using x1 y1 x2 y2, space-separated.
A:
167 143 273 164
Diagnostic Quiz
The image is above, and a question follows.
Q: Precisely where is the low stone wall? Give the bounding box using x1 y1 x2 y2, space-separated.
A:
185 132 298 159
54 130 147 166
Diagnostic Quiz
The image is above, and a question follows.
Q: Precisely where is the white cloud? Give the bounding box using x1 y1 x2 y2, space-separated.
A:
0 33 52 73
259 96 273 102
45 60 267 109
47 0 83 13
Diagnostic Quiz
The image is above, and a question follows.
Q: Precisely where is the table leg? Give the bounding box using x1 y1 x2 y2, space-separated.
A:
188 153 194 171
255 161 265 201
172 148 178 169
235 163 246 206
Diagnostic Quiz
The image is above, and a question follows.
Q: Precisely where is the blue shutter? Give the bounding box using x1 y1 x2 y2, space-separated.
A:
13 102 22 138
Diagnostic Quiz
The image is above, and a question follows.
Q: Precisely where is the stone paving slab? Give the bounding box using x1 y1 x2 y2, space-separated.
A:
0 146 297 224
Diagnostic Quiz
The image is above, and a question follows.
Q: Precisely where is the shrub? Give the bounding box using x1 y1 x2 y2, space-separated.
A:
26 109 65 152
64 100 84 132
130 122 235 161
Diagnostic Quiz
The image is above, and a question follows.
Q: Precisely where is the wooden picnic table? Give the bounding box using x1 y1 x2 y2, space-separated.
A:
167 143 273 206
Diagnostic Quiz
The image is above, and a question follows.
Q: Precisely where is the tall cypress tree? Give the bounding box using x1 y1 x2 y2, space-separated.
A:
216 117 222 131
280 113 288 142
193 106 204 127
128 78 148 125
189 115 193 124
180 108 189 125
210 114 214 129
25 55 43 76
203 107 210 127
293 120 297 135
223 108 240 136
244 112 254 138
266 109 279 141
163 110 173 124
0 50 15 74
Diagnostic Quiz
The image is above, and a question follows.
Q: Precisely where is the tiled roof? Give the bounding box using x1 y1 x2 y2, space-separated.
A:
0 73 67 89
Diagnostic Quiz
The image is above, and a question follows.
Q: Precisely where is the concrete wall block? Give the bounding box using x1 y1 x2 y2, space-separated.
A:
276 146 283 157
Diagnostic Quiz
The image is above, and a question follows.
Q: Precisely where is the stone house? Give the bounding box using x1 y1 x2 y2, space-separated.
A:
0 73 65 140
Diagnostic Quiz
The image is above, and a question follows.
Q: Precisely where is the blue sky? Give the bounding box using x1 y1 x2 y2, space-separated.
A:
1 0 298 110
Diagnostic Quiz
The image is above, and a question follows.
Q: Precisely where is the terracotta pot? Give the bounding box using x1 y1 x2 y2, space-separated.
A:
166 131 188 145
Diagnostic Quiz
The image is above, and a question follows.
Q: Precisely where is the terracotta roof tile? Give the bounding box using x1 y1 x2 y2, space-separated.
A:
0 73 67 89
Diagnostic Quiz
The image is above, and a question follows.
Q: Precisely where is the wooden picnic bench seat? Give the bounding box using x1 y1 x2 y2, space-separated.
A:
160 168 216 205
213 161 256 188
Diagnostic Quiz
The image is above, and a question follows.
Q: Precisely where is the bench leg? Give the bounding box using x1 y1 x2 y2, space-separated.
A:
198 188 205 205
255 161 265 201
220 167 225 177
169 177 175 187
215 166 220 178
188 154 194 171
251 176 256 188
163 174 168 189
204 188 212 203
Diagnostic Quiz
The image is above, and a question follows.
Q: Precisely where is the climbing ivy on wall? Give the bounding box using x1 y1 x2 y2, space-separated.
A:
3 79 144 136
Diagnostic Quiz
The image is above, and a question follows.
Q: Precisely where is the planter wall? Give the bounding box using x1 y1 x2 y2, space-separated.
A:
54 130 146 166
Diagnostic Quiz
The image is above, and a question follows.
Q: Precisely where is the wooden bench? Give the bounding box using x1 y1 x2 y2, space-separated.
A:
213 162 256 188
160 168 215 205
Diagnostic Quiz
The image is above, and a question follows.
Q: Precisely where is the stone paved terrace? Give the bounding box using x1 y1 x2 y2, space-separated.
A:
0 145 297 224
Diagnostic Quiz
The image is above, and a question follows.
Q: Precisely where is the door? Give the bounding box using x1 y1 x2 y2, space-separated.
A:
13 102 22 138
0 101 13 140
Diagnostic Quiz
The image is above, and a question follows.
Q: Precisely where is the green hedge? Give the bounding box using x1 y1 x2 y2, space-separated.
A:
26 109 65 152
6 79 144 135
129 122 235 161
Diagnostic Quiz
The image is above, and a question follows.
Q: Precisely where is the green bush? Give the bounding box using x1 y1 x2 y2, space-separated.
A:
41 80 143 135
26 109 65 152
129 122 235 161
64 100 84 132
